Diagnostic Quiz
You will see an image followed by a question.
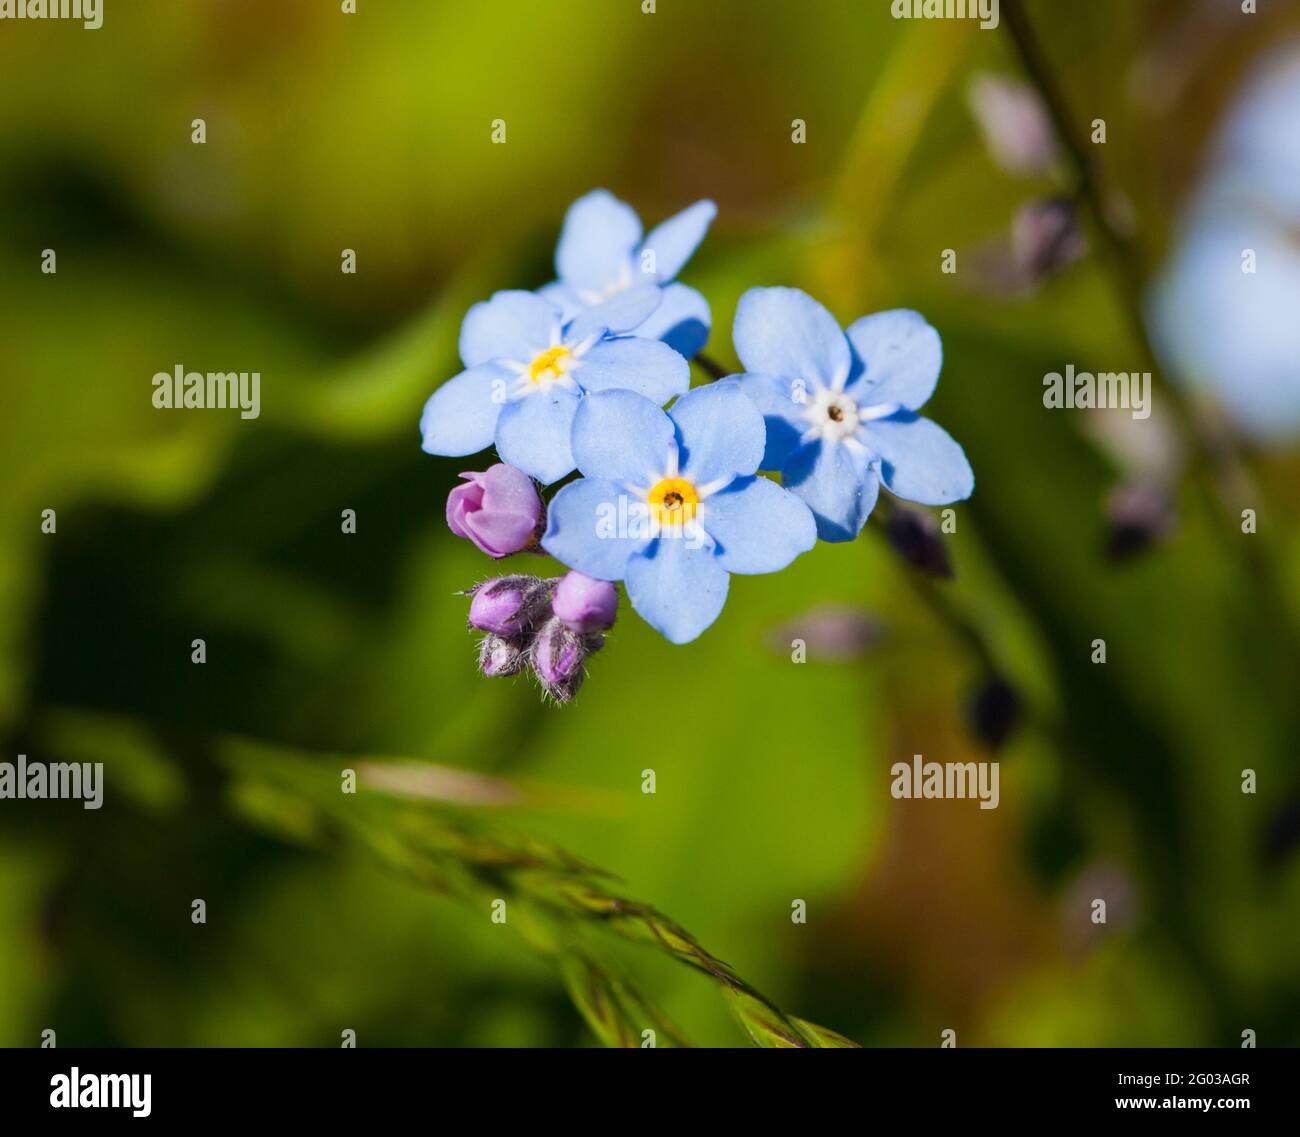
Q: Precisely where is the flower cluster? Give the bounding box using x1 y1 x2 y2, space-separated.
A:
468 571 617 702
421 190 974 700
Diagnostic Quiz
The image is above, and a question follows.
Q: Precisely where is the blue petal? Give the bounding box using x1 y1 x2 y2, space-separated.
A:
639 199 716 282
574 337 690 404
782 439 880 542
459 290 561 368
570 389 674 484
738 371 809 470
1216 52 1300 225
634 282 712 358
859 412 974 505
537 280 583 322
494 388 581 485
555 189 641 296
1149 200 1300 440
669 381 765 486
702 476 816 574
844 309 942 411
565 284 662 343
420 363 508 457
625 537 730 644
732 286 851 387
542 476 650 580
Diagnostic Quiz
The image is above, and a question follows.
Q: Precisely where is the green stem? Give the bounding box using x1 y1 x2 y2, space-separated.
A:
1002 0 1300 673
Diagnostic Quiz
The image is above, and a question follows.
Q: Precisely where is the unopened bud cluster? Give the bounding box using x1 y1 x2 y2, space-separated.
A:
465 571 617 703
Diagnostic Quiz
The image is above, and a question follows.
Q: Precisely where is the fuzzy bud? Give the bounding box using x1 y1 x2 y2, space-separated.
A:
530 616 603 703
478 634 527 677
466 575 552 636
551 571 618 633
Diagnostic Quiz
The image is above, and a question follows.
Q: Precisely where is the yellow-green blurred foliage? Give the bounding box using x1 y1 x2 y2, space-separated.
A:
1 0 1297 1047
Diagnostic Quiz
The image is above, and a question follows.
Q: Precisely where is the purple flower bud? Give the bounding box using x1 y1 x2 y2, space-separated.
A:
530 617 602 703
1264 797 1300 867
1105 482 1175 562
965 674 1023 751
467 575 552 636
967 73 1060 178
1010 198 1086 283
478 633 527 678
768 604 879 663
551 571 618 634
446 464 543 558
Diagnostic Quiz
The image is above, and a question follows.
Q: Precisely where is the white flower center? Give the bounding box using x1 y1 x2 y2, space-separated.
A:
576 261 636 306
804 388 862 442
798 383 902 451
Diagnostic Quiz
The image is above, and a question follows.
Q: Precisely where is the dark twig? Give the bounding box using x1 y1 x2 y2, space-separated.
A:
691 351 731 382
1001 0 1300 674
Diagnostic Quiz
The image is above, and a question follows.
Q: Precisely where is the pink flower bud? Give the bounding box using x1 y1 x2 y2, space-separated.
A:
446 464 543 558
531 617 598 703
967 73 1060 178
478 633 527 677
467 576 551 636
551 571 618 633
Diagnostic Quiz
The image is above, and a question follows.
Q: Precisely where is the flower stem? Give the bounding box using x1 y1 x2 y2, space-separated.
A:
872 496 997 671
1001 0 1194 425
1001 0 1300 673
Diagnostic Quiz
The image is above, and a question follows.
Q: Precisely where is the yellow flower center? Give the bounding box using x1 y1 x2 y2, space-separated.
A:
647 477 699 531
528 346 570 384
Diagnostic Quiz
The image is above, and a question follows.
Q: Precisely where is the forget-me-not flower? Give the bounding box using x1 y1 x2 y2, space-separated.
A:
735 287 974 541
420 288 689 484
542 383 816 644
539 189 717 359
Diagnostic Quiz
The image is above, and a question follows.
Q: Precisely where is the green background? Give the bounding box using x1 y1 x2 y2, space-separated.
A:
0 0 1297 1047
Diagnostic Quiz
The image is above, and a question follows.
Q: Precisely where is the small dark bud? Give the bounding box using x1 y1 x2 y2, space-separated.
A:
768 605 880 662
965 674 1023 750
530 616 603 703
1105 483 1175 562
885 507 953 579
1010 198 1087 283
478 633 528 678
968 199 1088 298
1262 796 1300 868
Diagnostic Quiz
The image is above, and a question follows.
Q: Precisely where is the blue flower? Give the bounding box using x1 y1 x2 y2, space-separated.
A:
1148 46 1300 443
420 289 689 484
734 287 974 542
539 189 717 359
542 383 816 644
